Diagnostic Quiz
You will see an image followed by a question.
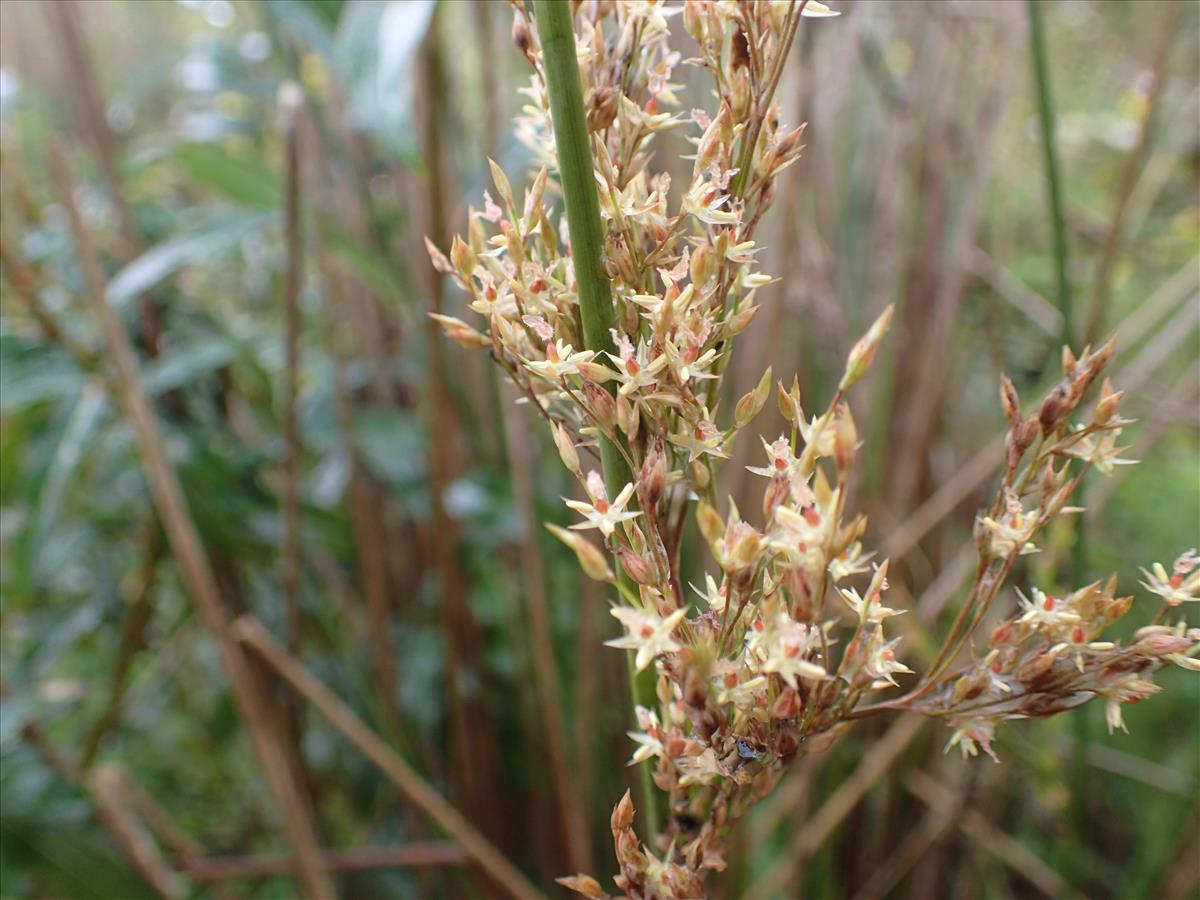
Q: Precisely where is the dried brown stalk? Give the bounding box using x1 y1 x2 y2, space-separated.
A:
46 0 162 356
80 525 162 767
311 163 402 739
418 7 505 838
47 144 337 900
182 843 469 883
88 765 189 900
905 771 1066 897
747 715 926 898
504 384 594 872
232 615 546 900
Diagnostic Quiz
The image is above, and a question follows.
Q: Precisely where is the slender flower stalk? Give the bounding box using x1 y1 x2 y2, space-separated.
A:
535 0 662 838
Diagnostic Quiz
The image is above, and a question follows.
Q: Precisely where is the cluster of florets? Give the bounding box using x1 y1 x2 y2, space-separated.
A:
904 343 1199 762
431 3 1196 898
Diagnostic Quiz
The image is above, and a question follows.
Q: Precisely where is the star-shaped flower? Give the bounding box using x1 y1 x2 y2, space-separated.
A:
605 606 686 672
525 339 596 381
564 472 641 537
1140 549 1199 606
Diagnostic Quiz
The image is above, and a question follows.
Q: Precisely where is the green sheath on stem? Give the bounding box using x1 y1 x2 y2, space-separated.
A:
533 0 661 840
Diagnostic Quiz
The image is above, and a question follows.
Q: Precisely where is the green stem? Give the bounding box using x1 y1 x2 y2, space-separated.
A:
534 0 661 842
1027 0 1072 348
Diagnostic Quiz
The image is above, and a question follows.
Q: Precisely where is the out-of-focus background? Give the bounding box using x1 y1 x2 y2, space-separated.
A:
0 1 1197 898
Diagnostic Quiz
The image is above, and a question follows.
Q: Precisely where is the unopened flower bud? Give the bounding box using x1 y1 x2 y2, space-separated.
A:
582 380 616 430
724 301 760 335
551 421 580 475
1136 633 1193 657
639 439 668 507
696 500 724 546
429 314 489 349
604 232 639 286
735 366 773 428
725 521 761 572
450 234 475 277
833 403 858 471
1038 383 1071 436
1093 377 1124 425
690 241 717 286
612 790 635 832
839 305 894 390
1062 343 1078 378
545 525 613 582
1000 374 1020 423
617 391 640 440
588 85 619 133
615 545 657 585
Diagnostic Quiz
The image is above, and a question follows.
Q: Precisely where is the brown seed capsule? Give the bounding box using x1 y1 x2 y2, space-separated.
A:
1038 383 1071 435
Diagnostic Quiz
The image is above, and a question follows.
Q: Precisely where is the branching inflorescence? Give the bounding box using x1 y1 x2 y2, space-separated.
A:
428 2 1199 896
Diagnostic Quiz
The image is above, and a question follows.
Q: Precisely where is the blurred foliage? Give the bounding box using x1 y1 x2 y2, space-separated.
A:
0 1 1196 898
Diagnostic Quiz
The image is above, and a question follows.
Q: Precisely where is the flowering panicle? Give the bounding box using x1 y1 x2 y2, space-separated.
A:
430 3 1195 896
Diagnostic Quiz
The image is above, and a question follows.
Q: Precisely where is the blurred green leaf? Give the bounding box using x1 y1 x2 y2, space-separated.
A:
172 144 280 209
107 211 273 308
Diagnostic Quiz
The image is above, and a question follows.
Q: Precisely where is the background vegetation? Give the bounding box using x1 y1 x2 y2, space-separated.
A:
1 1 1196 898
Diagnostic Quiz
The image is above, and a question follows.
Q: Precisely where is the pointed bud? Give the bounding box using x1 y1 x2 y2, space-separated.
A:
777 376 803 425
582 380 616 430
546 524 614 582
725 301 760 335
735 366 772 428
487 158 514 214
639 439 668 508
612 790 635 832
1000 374 1020 423
429 313 490 349
839 305 893 390
617 391 640 440
696 500 724 546
690 241 717 286
1093 377 1124 425
1062 344 1078 378
449 234 475 278
551 422 581 475
833 402 858 472
615 545 657 585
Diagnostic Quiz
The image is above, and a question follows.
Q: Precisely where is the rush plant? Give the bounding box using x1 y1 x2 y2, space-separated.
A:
428 2 1198 896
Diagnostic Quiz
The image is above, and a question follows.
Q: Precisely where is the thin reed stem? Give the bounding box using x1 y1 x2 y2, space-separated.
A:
1027 0 1073 347
533 0 660 841
48 144 336 900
